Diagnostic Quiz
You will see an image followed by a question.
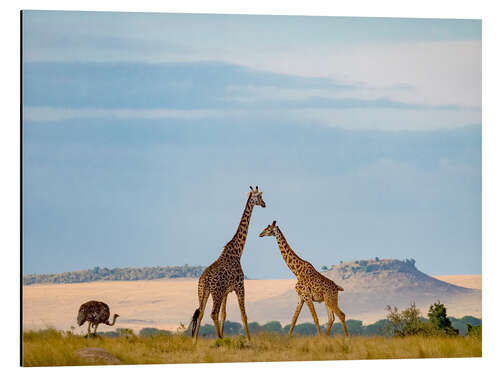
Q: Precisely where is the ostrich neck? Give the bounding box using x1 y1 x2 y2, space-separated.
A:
276 227 306 277
222 196 254 259
109 315 118 326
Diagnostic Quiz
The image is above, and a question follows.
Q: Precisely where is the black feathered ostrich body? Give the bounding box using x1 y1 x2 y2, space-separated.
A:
77 300 119 335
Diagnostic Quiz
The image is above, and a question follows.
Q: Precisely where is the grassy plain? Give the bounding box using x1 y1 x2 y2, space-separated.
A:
22 329 481 367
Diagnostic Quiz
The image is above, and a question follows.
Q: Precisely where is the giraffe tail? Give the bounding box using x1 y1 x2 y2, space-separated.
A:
190 308 200 337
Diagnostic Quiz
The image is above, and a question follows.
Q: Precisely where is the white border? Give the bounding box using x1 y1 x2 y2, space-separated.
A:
2 0 498 373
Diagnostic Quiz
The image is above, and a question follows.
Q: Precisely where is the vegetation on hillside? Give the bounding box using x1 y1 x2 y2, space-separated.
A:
323 258 417 274
22 328 482 366
23 265 205 285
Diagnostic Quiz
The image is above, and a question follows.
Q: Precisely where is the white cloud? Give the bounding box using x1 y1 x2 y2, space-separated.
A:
31 40 481 110
288 107 480 131
24 106 480 132
220 40 481 109
23 13 481 111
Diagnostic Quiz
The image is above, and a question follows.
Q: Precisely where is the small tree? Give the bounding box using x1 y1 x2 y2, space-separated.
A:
428 301 459 336
198 324 217 338
285 322 317 336
321 266 328 271
262 321 283 333
345 320 363 336
222 321 243 335
139 327 172 337
248 322 261 334
385 302 432 337
466 324 482 338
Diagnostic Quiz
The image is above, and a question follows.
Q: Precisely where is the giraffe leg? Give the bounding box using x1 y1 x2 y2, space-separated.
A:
193 290 210 343
220 293 228 337
235 284 251 341
334 306 349 337
326 306 335 336
324 292 338 336
304 298 321 335
288 296 304 336
210 294 224 339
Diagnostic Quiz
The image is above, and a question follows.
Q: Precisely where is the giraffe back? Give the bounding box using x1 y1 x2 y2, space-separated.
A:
199 254 244 297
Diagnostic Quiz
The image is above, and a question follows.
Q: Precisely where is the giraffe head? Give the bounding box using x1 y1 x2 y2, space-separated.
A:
247 186 266 208
259 220 278 237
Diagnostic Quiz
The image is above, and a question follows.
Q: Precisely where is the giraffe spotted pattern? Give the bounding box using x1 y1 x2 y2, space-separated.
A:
191 186 265 342
259 220 349 337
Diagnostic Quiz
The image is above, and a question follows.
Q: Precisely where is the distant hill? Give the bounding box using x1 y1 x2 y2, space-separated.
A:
243 258 481 323
323 258 471 295
23 265 205 285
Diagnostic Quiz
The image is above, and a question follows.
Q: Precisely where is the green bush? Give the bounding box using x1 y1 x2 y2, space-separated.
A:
385 302 435 337
261 321 282 333
139 327 173 337
198 324 217 338
285 323 318 335
222 321 243 335
248 322 262 334
428 301 459 336
466 324 482 338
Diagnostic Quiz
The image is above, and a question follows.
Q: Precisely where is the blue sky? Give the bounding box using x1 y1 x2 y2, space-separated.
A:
22 11 481 278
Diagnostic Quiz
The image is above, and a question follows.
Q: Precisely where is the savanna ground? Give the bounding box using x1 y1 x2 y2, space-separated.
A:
22 329 481 367
22 275 481 333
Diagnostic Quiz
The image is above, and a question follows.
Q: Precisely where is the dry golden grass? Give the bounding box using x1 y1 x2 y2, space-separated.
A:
22 329 481 367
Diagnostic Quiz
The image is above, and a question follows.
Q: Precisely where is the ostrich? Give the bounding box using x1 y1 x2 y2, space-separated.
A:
77 300 119 335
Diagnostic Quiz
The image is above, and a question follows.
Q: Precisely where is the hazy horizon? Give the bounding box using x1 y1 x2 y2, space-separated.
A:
22 11 481 278
23 256 482 278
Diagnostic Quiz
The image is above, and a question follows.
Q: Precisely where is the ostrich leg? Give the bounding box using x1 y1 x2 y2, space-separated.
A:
87 321 91 335
94 323 99 335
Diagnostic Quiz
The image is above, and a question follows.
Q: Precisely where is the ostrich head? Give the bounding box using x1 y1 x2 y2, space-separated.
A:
77 309 86 326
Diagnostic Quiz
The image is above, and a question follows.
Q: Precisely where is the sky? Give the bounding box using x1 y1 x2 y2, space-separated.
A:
22 11 481 278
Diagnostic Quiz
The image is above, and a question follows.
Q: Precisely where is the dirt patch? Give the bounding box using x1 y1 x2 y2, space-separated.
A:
75 347 121 365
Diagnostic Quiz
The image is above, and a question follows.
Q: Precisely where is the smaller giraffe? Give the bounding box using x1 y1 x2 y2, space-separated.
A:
259 221 348 337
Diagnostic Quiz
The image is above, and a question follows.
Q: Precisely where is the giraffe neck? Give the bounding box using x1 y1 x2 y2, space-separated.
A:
275 227 307 277
222 196 254 258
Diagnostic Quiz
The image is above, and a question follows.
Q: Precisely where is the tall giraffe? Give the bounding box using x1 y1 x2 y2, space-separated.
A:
190 186 266 342
259 221 348 337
